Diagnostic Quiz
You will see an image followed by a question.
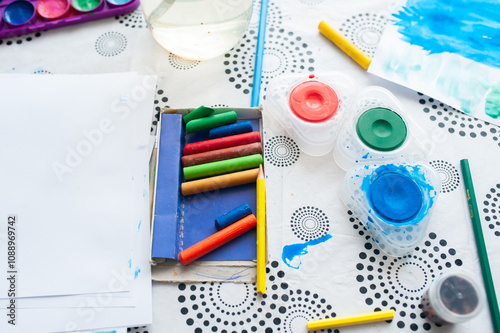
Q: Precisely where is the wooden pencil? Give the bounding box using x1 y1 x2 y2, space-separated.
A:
460 159 500 332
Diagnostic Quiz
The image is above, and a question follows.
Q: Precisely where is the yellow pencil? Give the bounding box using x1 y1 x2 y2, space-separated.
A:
307 309 395 331
256 165 266 294
318 20 372 70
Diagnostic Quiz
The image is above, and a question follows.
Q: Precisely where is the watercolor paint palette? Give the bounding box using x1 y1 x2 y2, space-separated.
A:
341 162 441 257
266 72 354 156
0 0 140 39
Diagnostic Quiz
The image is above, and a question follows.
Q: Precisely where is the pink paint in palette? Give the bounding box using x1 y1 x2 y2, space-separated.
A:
0 0 140 39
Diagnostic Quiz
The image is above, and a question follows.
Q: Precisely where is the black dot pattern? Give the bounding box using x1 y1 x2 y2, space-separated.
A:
0 32 43 46
151 88 169 133
338 13 387 58
115 8 146 28
248 0 282 31
429 160 460 193
264 136 300 167
418 92 500 147
169 54 201 70
33 69 52 74
127 326 149 333
351 219 464 332
223 27 315 97
483 184 500 237
290 206 330 241
95 32 127 57
176 260 337 333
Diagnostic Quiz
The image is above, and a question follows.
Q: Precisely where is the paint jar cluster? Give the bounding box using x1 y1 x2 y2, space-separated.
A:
265 72 428 163
265 72 439 257
0 0 139 39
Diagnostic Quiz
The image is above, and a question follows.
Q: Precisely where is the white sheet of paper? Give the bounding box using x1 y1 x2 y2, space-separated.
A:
0 136 153 332
8 294 135 309
79 328 126 333
0 73 154 332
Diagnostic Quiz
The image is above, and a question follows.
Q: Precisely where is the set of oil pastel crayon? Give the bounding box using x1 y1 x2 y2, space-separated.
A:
150 106 263 268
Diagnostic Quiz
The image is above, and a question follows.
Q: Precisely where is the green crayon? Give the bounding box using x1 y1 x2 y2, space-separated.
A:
183 105 215 124
186 111 238 133
183 154 263 180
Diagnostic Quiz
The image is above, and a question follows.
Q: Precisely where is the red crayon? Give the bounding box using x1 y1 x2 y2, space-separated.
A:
178 214 257 265
183 131 261 156
182 142 262 167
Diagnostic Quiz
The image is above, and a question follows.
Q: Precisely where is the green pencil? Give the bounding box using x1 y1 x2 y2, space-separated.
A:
460 159 500 332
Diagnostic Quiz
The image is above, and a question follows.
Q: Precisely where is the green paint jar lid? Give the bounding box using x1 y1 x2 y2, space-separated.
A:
356 107 407 151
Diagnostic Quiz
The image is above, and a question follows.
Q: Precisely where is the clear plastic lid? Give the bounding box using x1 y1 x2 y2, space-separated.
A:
333 86 430 170
427 272 485 324
340 162 441 257
265 72 354 156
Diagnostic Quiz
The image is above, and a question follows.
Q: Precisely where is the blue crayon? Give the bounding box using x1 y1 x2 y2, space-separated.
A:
209 121 253 139
215 203 253 230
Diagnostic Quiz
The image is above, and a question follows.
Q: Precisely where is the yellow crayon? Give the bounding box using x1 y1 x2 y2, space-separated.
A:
307 309 395 331
256 165 266 294
318 20 372 70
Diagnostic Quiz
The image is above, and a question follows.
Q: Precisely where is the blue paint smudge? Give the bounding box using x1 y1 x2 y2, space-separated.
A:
128 259 132 269
138 220 142 231
393 0 500 68
134 267 141 279
282 234 332 269
362 152 369 159
93 331 117 333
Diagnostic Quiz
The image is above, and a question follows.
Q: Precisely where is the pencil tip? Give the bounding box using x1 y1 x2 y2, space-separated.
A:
258 165 264 179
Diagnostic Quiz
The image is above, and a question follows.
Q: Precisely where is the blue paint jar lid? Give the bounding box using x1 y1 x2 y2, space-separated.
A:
369 172 423 223
356 107 407 151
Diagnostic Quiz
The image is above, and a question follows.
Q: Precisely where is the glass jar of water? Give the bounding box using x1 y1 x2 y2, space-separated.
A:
140 0 254 60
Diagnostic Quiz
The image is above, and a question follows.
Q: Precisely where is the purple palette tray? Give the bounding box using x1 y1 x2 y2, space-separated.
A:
0 0 140 39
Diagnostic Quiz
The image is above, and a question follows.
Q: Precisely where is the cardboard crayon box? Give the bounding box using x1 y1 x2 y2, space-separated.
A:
150 107 264 283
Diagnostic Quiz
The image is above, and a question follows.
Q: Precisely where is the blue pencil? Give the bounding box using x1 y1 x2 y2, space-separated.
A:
251 0 269 107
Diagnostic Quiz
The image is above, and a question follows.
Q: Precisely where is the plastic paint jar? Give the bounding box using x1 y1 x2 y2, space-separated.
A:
266 72 354 156
422 272 484 324
333 86 429 171
3 1 36 26
341 162 441 257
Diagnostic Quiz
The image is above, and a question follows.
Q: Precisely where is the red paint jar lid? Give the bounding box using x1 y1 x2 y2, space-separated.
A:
288 81 339 123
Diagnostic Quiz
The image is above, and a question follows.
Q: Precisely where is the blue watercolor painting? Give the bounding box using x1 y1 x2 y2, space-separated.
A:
369 0 500 125
393 0 500 68
282 234 332 269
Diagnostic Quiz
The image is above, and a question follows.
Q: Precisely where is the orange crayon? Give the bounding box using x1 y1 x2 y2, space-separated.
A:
181 168 259 196
179 214 257 265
